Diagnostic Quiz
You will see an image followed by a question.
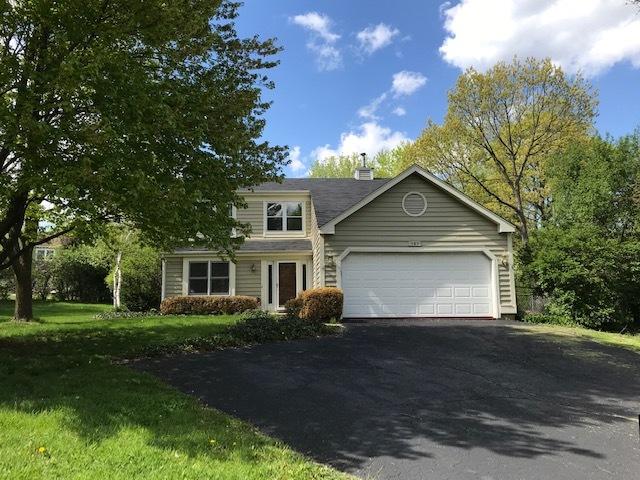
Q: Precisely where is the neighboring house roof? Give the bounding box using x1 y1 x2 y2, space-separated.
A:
243 178 390 226
174 239 312 254
317 165 517 234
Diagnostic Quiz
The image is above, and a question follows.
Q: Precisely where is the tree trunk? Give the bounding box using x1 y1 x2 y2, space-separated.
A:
513 187 529 244
13 247 34 321
113 250 122 309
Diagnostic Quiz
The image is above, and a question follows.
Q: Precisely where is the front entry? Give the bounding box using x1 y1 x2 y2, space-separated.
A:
277 262 297 308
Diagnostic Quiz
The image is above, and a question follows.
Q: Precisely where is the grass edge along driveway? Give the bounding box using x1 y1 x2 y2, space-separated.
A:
0 301 351 480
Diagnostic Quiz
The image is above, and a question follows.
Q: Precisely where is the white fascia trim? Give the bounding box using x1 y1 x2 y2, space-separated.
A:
319 165 516 234
335 246 501 319
165 250 312 258
241 190 310 196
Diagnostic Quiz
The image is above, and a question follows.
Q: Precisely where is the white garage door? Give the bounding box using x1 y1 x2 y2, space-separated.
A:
341 252 494 318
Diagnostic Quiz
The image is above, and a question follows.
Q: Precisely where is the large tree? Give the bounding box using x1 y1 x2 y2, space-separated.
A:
406 58 597 244
0 0 287 319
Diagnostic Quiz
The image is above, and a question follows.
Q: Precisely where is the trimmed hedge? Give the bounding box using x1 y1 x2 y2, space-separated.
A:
160 295 259 315
286 287 343 322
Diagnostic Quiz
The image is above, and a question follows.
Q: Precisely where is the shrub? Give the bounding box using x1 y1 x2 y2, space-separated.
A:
93 309 160 320
229 309 337 343
298 287 343 322
523 312 576 326
160 295 259 315
51 245 112 303
284 296 303 318
33 258 55 300
118 246 161 311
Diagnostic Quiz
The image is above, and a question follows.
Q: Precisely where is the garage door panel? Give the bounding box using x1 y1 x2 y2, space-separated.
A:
341 252 494 318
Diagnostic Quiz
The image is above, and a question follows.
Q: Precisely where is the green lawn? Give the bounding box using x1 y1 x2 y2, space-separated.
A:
0 301 348 480
518 322 640 353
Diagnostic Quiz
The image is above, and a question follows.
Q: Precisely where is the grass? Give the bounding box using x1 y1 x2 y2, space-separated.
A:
518 322 640 353
0 301 348 480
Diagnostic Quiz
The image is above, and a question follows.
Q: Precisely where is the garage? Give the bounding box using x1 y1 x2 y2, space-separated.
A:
340 252 496 318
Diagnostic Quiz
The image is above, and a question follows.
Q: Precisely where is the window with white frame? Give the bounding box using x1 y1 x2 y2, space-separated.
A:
188 261 230 295
266 202 303 232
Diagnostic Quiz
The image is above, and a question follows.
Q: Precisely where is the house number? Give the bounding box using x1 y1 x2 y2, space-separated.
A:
408 241 422 247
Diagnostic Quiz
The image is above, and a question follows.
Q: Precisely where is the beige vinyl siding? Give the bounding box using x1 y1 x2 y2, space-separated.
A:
162 257 260 298
309 203 323 288
235 259 261 297
323 173 514 309
164 257 183 297
236 199 265 237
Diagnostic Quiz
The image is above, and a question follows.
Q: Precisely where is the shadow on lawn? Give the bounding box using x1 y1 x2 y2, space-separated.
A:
0 321 280 465
136 322 640 472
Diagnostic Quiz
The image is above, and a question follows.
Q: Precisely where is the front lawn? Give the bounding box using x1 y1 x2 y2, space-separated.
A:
518 322 640 354
0 301 348 480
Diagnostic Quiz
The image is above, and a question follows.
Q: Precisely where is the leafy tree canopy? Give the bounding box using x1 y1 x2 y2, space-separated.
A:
308 144 410 178
405 57 597 243
0 0 286 267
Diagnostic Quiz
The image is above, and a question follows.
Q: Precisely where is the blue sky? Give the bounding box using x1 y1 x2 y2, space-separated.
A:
235 0 640 177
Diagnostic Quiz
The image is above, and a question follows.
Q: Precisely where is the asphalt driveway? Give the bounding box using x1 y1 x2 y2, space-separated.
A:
136 320 640 479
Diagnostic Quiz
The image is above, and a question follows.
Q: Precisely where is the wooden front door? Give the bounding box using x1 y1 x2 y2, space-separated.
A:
277 262 297 308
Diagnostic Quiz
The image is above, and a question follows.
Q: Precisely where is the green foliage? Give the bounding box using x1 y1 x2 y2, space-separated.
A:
228 309 338 343
407 57 597 242
0 269 14 300
0 0 287 282
523 312 577 326
51 245 112 303
32 258 55 300
118 245 162 311
308 145 410 178
523 133 640 329
93 309 159 321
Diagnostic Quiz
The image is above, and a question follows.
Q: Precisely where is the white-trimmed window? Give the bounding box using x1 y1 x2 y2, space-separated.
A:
188 261 230 295
266 202 303 232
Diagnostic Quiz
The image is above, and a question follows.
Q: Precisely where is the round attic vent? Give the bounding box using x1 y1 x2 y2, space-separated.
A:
402 192 427 216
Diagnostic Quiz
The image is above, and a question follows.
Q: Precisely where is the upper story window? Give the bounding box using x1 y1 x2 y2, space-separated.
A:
266 202 303 232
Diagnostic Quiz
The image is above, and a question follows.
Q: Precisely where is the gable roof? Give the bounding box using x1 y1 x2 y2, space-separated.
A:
317 165 516 234
242 166 516 234
243 178 390 226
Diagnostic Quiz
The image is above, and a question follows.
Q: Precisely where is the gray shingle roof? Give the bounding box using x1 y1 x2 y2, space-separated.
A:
174 239 311 253
243 178 390 226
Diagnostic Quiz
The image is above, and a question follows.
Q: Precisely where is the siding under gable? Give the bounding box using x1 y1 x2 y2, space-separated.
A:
322 173 515 310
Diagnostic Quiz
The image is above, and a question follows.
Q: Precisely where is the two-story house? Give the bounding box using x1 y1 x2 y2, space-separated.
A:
161 164 517 319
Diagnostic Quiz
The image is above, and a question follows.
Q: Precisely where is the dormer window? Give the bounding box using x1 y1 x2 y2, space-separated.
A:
266 202 303 232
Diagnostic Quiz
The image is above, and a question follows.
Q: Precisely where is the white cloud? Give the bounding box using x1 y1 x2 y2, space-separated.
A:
439 0 640 76
357 93 387 120
291 12 340 42
357 71 425 121
290 12 342 71
288 146 305 172
391 71 428 96
312 122 409 162
356 23 400 54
